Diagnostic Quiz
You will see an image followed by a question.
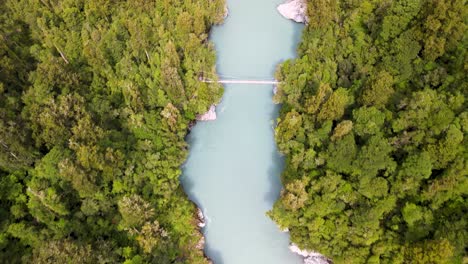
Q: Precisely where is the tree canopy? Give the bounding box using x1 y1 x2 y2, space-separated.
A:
0 0 224 263
270 0 467 263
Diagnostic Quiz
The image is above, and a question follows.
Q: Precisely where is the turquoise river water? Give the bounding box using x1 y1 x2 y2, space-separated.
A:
180 0 303 263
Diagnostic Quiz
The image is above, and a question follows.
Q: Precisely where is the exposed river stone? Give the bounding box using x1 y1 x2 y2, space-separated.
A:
277 0 308 24
196 105 217 121
224 5 229 19
197 207 206 228
289 244 332 264
194 207 213 263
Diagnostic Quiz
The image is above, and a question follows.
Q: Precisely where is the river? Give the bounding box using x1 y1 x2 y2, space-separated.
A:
180 0 303 263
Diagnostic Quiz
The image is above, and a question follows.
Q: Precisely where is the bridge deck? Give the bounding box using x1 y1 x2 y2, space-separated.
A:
202 79 279 85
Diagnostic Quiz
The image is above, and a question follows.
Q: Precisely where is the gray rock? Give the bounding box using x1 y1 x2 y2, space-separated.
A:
224 5 229 19
277 0 309 24
197 208 206 228
196 105 217 121
289 244 331 264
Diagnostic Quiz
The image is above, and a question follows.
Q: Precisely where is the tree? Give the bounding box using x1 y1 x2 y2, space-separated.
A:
360 71 394 108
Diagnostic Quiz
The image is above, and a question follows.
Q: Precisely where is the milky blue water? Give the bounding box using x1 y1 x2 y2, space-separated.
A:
180 0 303 263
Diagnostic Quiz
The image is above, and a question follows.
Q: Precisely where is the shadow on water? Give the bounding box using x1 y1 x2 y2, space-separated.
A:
205 244 225 264
180 172 200 206
263 95 286 204
291 25 304 54
270 60 281 76
269 29 304 76
263 23 302 205
180 125 206 202
264 146 285 204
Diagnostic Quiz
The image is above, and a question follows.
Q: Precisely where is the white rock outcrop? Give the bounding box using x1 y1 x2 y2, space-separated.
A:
277 0 309 24
197 208 206 228
289 244 331 264
196 105 217 121
224 5 229 19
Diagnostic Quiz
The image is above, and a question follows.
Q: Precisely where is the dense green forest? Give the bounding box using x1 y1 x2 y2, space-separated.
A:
0 0 224 262
270 0 467 263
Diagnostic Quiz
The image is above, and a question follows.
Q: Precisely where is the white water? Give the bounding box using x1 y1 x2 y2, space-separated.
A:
180 0 303 263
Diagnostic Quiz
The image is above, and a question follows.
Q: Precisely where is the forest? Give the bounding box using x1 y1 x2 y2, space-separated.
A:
270 0 467 263
0 0 225 263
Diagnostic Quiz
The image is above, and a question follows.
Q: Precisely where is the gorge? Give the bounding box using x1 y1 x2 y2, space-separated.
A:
180 0 306 263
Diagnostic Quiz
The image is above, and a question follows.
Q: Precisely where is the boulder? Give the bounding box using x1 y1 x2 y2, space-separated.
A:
197 208 206 228
277 0 308 24
289 244 331 264
196 105 216 121
224 5 229 19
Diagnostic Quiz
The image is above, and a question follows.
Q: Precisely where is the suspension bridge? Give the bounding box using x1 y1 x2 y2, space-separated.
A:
199 73 280 85
202 79 279 85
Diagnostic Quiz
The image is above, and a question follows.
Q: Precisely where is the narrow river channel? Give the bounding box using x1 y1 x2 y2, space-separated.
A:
180 0 303 263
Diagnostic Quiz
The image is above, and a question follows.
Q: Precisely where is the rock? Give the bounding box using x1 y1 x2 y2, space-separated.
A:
303 256 330 264
289 244 331 264
277 0 309 24
197 208 206 228
276 223 289 232
196 235 205 250
273 85 278 95
224 5 229 19
194 207 212 263
196 105 216 121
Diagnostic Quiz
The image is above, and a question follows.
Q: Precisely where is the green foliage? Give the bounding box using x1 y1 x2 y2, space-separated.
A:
272 0 467 263
360 71 394 108
0 0 224 262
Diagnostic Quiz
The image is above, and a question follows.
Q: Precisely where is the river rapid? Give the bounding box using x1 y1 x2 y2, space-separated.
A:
180 0 303 263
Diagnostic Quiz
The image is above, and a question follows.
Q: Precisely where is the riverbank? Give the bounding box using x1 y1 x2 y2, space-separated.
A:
194 206 214 264
274 1 332 263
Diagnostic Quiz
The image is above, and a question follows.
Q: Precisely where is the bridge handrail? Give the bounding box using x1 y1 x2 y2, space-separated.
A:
200 78 279 85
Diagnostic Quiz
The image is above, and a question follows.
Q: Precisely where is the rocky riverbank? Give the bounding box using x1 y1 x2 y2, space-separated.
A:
290 244 332 264
194 207 213 264
277 0 308 24
276 2 325 263
277 225 331 263
196 105 217 121
224 4 229 19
